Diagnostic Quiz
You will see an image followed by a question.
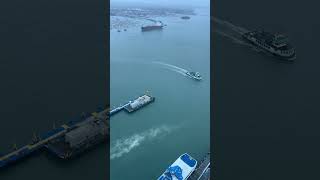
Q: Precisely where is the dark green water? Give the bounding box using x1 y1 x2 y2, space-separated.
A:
110 8 210 180
213 0 320 179
0 0 107 179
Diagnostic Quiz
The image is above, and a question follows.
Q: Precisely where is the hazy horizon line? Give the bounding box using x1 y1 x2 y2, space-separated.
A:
110 0 209 9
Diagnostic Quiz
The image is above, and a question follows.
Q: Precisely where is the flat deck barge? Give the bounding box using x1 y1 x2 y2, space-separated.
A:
124 94 155 113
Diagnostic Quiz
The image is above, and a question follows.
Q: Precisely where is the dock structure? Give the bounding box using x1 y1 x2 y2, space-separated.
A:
109 102 130 116
45 110 109 159
0 106 109 168
0 93 155 169
189 152 211 180
0 127 68 168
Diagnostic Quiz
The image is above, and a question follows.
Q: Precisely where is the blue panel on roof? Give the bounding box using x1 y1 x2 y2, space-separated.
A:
181 153 197 167
168 166 183 180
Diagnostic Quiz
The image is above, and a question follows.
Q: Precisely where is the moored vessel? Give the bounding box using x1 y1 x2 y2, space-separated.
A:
124 94 155 112
158 153 197 180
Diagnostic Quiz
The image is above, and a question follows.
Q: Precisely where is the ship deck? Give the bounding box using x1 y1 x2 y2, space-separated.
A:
244 31 294 51
123 95 155 113
158 153 197 180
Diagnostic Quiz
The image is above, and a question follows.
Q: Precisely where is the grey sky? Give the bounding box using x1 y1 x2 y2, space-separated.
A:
110 0 209 8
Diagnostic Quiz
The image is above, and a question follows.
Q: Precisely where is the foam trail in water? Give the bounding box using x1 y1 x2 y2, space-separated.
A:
215 29 251 46
212 17 248 34
110 125 176 160
212 17 265 52
152 61 188 76
152 61 188 73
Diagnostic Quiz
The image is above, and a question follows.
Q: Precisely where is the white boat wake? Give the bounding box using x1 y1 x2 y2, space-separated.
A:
110 125 176 160
212 17 248 34
212 17 255 48
215 29 250 46
152 61 188 76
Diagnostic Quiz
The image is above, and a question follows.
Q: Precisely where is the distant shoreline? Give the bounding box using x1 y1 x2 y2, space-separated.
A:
110 6 198 30
110 1 207 10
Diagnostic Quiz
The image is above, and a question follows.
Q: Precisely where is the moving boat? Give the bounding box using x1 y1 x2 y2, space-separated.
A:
242 30 296 61
141 21 163 31
186 71 202 81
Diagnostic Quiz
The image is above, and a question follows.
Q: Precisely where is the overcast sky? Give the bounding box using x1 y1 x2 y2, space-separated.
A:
110 0 209 8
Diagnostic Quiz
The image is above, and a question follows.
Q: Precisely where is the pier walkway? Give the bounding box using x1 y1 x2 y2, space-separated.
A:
109 102 130 115
189 152 210 180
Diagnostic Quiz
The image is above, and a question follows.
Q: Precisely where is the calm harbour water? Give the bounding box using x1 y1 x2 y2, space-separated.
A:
110 8 210 180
